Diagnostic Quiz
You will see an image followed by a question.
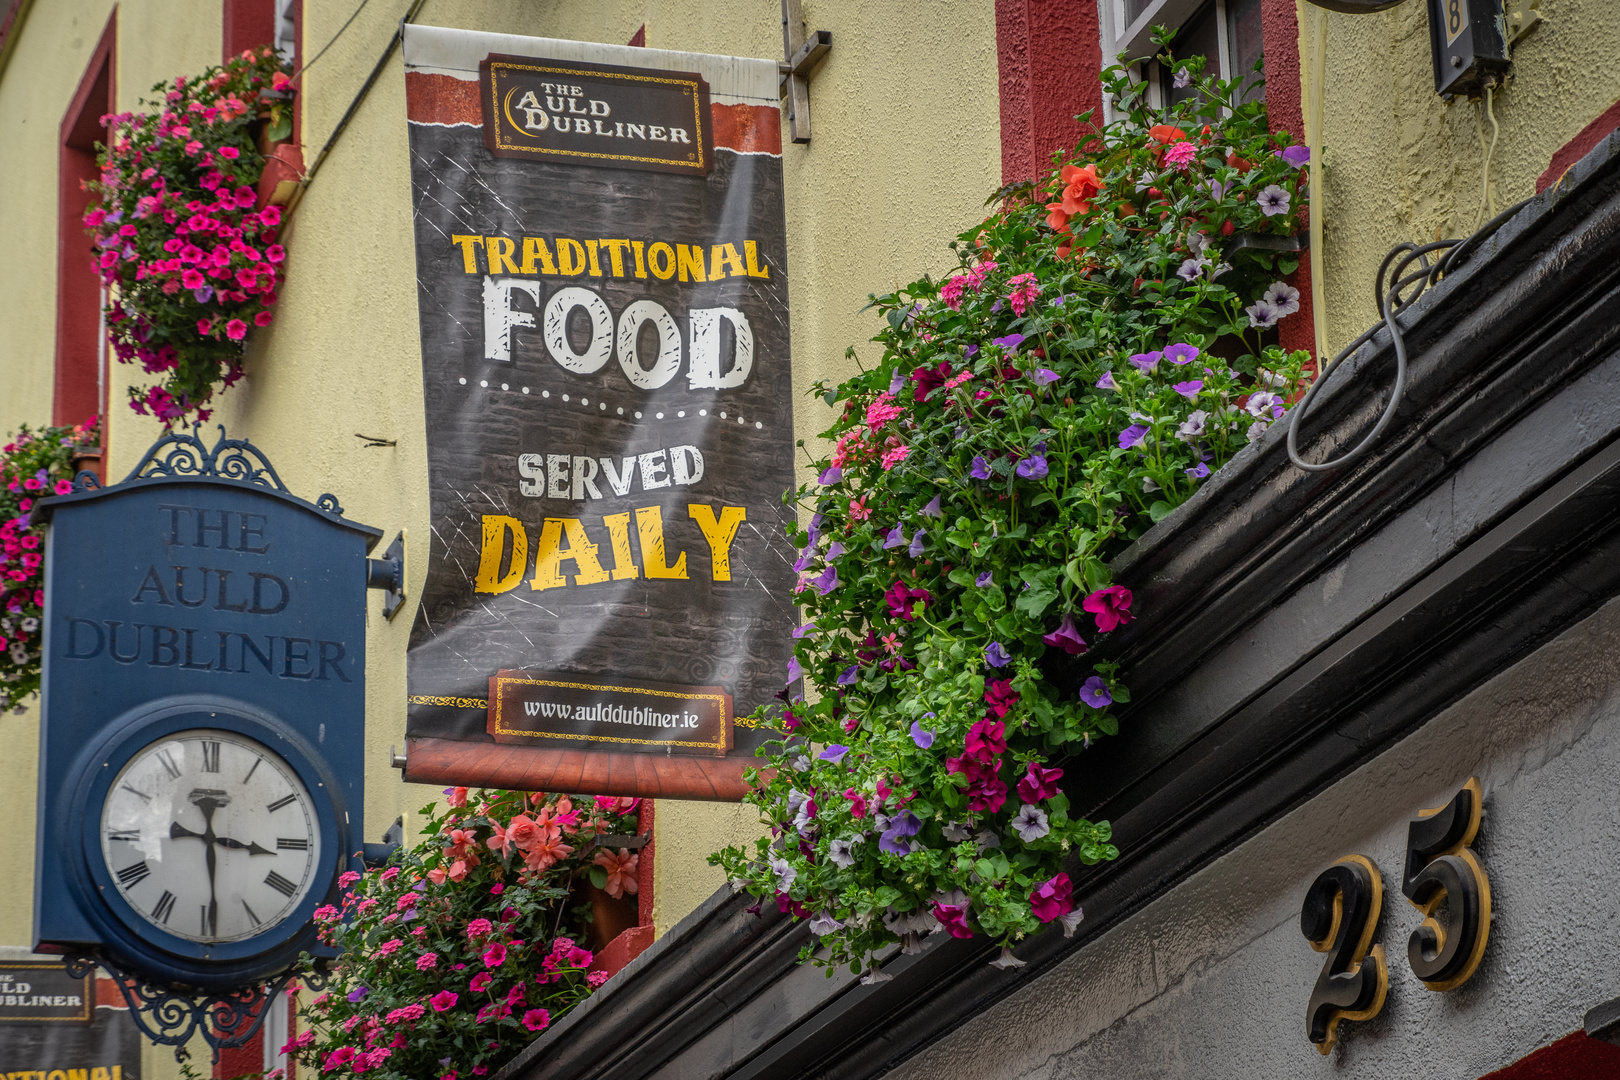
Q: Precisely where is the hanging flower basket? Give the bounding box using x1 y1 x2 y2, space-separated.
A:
85 48 294 426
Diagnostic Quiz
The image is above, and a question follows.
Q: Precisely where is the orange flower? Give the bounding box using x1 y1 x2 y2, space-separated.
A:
523 834 574 872
506 813 544 851
1059 163 1102 215
1149 125 1189 144
593 849 641 899
1044 203 1071 233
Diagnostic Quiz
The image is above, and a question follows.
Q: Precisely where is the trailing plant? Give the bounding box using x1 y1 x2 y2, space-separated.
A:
0 416 101 712
290 789 642 1080
712 40 1315 974
86 47 294 426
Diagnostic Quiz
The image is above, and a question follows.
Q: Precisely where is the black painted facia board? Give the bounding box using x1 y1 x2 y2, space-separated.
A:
492 127 1620 1080
31 432 381 991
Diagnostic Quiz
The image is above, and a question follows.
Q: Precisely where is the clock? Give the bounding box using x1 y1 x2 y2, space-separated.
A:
99 730 322 945
60 695 349 989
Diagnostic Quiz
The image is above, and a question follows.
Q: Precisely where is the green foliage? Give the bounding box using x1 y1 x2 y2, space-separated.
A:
710 50 1315 973
290 790 642 1080
0 416 101 711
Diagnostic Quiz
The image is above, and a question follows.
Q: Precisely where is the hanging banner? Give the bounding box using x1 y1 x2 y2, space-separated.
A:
399 26 796 799
0 958 141 1080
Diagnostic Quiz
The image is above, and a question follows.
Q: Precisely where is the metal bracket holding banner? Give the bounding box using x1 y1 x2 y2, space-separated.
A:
780 0 831 143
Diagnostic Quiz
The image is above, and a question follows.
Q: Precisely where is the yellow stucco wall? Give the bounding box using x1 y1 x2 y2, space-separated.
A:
0 0 1003 994
1302 0 1620 354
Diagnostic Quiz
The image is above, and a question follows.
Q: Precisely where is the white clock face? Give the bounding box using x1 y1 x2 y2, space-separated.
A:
99 730 322 944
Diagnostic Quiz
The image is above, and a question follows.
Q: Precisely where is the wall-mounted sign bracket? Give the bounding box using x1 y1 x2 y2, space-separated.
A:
1301 0 1509 97
779 0 831 144
63 953 331 1062
367 531 406 619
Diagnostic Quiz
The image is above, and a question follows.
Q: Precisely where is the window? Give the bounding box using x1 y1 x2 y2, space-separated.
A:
1099 0 1265 111
55 13 115 431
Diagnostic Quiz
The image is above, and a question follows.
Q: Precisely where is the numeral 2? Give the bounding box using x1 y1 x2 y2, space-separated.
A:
1300 855 1388 1054
1402 777 1490 991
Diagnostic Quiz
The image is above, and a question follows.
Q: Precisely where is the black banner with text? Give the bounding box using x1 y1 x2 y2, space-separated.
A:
401 27 795 796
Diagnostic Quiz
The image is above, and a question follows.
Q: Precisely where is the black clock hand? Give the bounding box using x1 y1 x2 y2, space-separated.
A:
173 823 274 855
188 792 227 938
214 836 275 856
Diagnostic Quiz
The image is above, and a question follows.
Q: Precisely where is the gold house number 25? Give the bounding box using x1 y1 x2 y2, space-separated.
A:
1299 778 1491 1053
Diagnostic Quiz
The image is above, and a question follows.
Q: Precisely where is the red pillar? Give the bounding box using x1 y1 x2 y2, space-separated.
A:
995 0 1104 185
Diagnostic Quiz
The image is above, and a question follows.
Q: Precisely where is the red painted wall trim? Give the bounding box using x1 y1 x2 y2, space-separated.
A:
1479 1031 1620 1078
995 0 1103 185
55 10 116 431
223 0 275 61
1260 0 1313 357
1538 97 1620 193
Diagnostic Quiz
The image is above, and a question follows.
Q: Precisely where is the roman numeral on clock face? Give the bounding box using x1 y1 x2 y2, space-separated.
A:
267 794 296 813
276 837 309 850
151 890 176 924
265 871 298 897
201 741 220 772
116 861 151 888
156 749 182 779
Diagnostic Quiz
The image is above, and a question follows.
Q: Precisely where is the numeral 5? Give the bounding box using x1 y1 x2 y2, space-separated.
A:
1300 855 1388 1054
1402 776 1491 991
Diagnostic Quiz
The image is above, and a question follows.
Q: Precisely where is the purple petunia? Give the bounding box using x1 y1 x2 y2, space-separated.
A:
1186 462 1211 478
985 641 1013 667
910 720 935 748
818 465 842 485
1079 676 1112 708
812 565 840 594
819 744 850 764
976 571 994 587
787 657 804 683
970 455 991 479
1096 371 1117 391
1128 351 1163 373
908 529 926 557
1164 343 1200 365
1118 424 1149 450
883 526 906 549
826 541 846 559
992 333 1025 351
888 371 907 394
1173 380 1203 400
1016 455 1049 480
837 665 859 686
1257 184 1291 217
793 621 817 638
920 494 943 517
1276 144 1311 169
1031 368 1058 386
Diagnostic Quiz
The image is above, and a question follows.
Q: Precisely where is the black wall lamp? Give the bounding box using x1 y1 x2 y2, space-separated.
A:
1303 0 1511 98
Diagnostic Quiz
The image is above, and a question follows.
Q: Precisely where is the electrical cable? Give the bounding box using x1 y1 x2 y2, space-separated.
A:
301 0 431 188
1474 82 1500 230
290 0 374 83
1285 197 1532 473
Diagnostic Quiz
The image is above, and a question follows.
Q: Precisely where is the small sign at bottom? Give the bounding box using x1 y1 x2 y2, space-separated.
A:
487 670 732 757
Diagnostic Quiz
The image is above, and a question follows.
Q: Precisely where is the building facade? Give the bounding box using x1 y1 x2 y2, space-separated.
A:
3 0 1620 1076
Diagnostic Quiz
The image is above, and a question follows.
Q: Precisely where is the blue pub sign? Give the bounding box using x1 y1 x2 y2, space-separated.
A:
31 430 390 993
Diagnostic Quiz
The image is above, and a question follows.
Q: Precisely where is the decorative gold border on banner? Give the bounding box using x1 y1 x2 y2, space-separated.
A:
409 695 489 709
489 674 728 752
0 961 93 1024
488 61 707 171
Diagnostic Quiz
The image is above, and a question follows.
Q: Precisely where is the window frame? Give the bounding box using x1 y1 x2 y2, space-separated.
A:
1098 0 1252 116
55 11 116 440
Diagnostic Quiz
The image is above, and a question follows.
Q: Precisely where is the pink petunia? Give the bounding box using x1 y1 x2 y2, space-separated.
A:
225 318 248 340
522 1008 551 1032
429 990 458 1012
